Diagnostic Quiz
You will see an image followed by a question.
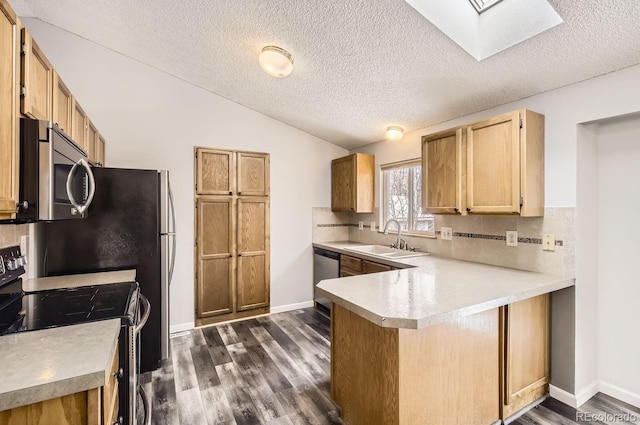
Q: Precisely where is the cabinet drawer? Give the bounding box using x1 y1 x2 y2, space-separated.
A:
340 255 362 272
363 260 391 274
340 269 361 277
103 342 119 425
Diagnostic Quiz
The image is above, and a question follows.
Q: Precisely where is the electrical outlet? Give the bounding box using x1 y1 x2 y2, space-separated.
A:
358 221 364 230
506 231 518 247
370 221 376 232
441 227 453 240
542 234 556 251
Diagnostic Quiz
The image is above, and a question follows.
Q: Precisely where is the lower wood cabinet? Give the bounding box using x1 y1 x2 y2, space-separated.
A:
500 294 550 419
340 254 393 277
0 342 119 425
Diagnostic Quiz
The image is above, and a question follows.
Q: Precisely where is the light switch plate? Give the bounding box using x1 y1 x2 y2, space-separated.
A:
358 221 364 230
542 234 556 251
370 221 376 232
441 227 453 240
506 231 518 247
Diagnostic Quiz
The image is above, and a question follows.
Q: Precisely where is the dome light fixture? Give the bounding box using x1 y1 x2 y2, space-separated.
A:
259 46 294 78
386 125 405 141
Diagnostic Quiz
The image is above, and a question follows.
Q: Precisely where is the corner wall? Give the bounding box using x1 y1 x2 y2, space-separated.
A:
20 18 348 331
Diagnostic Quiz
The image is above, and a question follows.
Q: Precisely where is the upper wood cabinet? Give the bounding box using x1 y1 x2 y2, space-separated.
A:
500 294 549 419
95 133 105 167
331 153 374 213
237 152 269 196
71 97 88 151
86 119 98 163
421 128 463 214
422 109 544 217
20 28 52 120
0 0 20 219
196 148 234 195
51 70 72 134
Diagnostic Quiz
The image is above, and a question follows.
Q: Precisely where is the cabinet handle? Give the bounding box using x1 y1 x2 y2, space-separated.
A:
113 368 123 379
229 191 233 195
112 416 123 425
453 207 459 213
466 207 471 212
238 191 242 195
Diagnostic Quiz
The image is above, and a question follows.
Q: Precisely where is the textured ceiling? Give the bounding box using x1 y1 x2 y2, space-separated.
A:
9 0 640 149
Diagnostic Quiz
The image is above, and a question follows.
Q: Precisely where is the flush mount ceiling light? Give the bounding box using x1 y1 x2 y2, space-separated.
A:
386 126 405 141
259 46 294 78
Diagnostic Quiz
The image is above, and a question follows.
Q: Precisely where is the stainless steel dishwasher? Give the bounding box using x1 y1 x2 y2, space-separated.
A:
313 247 340 312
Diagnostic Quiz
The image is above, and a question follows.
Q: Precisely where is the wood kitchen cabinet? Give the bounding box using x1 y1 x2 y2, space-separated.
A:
0 0 20 220
466 109 544 216
51 70 72 134
0 341 120 425
195 147 270 326
500 294 550 419
71 97 88 152
20 28 52 120
331 153 375 213
422 128 463 214
422 109 544 216
86 119 98 163
340 254 393 277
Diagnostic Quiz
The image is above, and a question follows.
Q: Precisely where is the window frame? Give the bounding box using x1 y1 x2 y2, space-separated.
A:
379 158 435 238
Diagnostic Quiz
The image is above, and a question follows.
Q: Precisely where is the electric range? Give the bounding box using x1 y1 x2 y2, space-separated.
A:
0 244 150 425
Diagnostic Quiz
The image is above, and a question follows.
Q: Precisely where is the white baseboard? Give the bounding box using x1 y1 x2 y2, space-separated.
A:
550 385 578 408
270 300 315 314
170 322 195 334
599 381 640 408
575 380 600 408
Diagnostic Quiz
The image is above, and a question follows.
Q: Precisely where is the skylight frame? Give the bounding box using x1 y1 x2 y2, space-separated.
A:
468 0 506 14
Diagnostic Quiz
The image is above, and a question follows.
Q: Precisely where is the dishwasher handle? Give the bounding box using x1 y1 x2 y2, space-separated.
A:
313 247 340 260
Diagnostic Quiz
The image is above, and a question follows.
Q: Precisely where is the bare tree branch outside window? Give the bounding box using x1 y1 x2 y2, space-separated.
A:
383 162 434 234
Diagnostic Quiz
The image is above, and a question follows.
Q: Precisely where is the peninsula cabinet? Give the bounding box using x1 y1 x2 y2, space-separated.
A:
0 0 20 219
339 254 393 277
331 153 375 213
500 294 550 419
421 109 544 217
195 147 270 326
52 70 72 134
20 28 53 121
421 127 463 214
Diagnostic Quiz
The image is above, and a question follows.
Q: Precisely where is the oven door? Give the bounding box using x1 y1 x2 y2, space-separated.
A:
47 127 95 220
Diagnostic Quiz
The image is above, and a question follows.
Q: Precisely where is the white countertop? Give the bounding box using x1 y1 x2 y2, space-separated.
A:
0 319 120 411
314 241 575 329
22 269 136 292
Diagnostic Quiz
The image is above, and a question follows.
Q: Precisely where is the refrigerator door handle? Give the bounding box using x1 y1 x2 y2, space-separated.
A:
168 184 176 285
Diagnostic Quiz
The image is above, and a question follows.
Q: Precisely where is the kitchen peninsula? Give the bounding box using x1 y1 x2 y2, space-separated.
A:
315 242 574 425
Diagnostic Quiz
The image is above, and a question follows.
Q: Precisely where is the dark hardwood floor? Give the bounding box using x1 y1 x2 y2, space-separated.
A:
140 308 640 425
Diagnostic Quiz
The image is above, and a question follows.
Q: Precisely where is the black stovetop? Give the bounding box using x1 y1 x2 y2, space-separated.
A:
0 280 138 336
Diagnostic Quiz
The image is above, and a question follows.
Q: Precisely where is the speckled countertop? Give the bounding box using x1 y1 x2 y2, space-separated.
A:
314 241 575 329
22 269 136 291
0 319 120 411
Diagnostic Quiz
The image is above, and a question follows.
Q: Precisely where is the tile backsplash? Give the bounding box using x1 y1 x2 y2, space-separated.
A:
0 224 28 249
313 207 575 277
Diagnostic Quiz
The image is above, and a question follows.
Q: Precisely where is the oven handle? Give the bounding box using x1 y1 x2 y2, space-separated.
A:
135 293 151 334
66 158 96 215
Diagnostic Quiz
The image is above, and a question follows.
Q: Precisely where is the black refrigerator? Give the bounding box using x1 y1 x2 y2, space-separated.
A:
36 168 176 373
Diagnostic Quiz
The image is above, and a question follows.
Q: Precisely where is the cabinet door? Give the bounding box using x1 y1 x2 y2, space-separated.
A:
237 198 270 311
466 111 521 214
237 152 269 196
20 28 52 120
331 154 355 211
71 98 88 152
86 119 98 164
196 197 235 318
196 148 234 195
0 0 19 219
96 134 105 167
52 70 72 134
422 128 463 214
500 294 549 418
362 260 391 274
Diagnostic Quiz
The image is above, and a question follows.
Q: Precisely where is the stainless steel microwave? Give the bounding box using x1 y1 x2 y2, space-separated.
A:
14 119 95 222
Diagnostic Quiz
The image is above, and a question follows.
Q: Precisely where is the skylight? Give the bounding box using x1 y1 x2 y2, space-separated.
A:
468 0 505 14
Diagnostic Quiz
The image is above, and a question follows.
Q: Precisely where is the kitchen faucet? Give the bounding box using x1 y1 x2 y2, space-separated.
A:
383 219 403 249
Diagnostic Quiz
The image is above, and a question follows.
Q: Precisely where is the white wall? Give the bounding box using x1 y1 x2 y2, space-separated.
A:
595 115 640 406
353 64 640 401
21 19 347 330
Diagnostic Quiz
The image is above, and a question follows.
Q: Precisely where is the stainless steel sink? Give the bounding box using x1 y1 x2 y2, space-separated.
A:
344 245 427 260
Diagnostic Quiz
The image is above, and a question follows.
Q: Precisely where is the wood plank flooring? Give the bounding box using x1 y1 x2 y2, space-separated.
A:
140 308 640 425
